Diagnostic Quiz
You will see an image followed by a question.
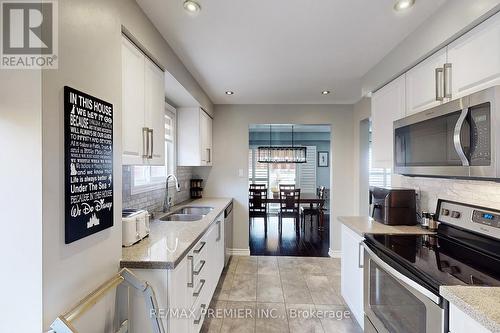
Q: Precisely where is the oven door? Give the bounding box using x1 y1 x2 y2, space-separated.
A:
363 245 446 333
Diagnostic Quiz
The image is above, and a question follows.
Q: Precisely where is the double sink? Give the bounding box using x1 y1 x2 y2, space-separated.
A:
159 206 214 222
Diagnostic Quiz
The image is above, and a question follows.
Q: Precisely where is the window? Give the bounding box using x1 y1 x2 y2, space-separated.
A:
131 105 176 194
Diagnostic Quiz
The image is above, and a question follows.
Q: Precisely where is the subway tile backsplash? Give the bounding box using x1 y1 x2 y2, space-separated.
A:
395 175 500 213
122 166 194 213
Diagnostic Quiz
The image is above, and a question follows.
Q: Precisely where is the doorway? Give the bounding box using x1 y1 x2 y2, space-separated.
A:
248 124 331 256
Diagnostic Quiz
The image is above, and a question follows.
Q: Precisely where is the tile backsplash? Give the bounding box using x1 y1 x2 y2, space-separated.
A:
122 166 195 213
395 175 500 213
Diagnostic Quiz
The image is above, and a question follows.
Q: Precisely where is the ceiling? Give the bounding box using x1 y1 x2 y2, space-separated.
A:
137 0 447 105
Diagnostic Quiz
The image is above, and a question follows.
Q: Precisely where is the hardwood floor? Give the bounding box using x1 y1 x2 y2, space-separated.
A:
249 214 330 257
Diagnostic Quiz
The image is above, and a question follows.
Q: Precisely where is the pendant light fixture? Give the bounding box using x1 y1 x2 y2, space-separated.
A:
257 125 307 163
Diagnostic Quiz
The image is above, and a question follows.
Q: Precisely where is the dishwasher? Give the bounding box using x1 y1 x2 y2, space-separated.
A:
224 201 233 266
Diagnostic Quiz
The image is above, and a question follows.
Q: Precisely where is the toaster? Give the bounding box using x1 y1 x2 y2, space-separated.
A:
369 186 417 226
122 209 150 247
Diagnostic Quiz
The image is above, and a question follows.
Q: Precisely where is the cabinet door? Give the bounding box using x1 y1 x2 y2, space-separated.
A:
448 12 500 100
371 74 406 168
144 58 166 166
177 107 202 166
121 36 146 165
405 47 447 115
199 110 212 166
168 257 190 333
449 304 492 333
340 225 364 330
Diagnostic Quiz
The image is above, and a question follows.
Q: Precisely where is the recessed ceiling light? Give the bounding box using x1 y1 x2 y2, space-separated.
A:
321 90 331 95
225 91 234 95
394 0 415 11
183 0 201 13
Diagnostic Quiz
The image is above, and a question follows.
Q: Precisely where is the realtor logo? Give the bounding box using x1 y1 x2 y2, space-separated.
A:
1 0 58 69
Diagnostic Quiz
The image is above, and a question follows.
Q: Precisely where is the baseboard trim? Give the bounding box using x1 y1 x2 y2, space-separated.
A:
328 248 341 258
228 248 251 256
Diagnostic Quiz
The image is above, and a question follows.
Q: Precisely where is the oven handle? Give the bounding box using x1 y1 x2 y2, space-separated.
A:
363 244 440 305
454 107 470 167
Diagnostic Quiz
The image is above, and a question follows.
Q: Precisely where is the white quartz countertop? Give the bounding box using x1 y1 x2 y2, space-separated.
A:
338 216 435 236
441 286 500 332
120 197 232 270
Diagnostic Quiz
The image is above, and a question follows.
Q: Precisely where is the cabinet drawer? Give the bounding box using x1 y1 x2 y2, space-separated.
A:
189 285 210 333
449 304 491 333
187 238 208 306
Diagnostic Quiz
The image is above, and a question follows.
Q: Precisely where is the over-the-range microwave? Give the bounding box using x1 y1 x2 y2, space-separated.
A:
394 86 500 180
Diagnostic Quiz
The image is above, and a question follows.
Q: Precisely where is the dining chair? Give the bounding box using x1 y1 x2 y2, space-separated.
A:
279 184 295 191
249 185 268 234
278 188 301 235
301 186 327 231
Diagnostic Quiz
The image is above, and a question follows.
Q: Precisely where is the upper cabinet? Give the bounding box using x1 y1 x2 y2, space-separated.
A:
447 12 500 100
121 36 165 166
371 74 406 169
405 47 448 116
178 107 213 167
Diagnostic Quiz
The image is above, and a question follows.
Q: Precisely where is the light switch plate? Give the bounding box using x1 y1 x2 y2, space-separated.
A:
238 169 244 177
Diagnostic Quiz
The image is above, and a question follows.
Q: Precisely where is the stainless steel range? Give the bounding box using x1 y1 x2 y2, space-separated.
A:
363 199 500 333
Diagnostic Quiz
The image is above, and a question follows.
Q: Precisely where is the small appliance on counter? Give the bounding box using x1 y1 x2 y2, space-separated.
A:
122 209 150 247
369 186 417 225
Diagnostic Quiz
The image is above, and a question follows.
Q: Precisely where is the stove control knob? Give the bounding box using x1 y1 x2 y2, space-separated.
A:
451 211 461 219
441 209 450 216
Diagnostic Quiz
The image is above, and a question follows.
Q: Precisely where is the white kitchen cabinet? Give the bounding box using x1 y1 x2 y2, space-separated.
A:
405 47 448 116
371 74 406 168
128 215 225 333
447 12 500 100
178 107 213 166
449 304 491 333
340 224 365 330
121 36 165 166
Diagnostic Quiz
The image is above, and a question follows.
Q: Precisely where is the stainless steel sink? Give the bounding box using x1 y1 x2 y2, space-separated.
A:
159 214 204 222
175 206 214 215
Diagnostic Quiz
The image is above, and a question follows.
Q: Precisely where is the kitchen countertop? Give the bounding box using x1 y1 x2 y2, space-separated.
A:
441 286 500 332
338 216 435 236
121 197 232 270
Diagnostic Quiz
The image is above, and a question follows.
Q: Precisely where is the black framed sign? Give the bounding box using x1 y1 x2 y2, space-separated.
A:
64 86 114 244
318 151 329 167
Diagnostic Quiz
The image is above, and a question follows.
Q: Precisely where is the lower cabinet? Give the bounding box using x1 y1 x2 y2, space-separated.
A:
449 304 492 333
129 213 225 333
340 224 365 330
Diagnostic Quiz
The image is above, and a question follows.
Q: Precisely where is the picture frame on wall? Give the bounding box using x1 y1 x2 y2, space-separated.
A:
318 151 329 167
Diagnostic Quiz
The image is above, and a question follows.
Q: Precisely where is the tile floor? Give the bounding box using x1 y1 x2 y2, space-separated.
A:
201 256 363 333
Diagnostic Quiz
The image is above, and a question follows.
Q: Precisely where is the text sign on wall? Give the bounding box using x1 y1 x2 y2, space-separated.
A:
64 86 114 243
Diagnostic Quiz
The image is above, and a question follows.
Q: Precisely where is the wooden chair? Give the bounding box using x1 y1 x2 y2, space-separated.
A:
301 186 327 231
278 188 301 235
249 185 268 234
279 184 295 191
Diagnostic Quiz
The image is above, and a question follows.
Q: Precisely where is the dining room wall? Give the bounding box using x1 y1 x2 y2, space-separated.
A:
199 104 355 256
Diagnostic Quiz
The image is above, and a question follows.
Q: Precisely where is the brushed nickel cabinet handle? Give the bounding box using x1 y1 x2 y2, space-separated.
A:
358 241 364 269
194 304 206 325
148 128 154 159
193 279 206 297
444 63 452 99
435 67 444 101
193 241 206 254
193 260 206 275
187 255 194 287
142 127 149 158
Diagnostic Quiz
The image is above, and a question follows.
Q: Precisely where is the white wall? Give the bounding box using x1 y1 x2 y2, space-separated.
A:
363 0 500 94
0 70 43 331
201 104 355 253
41 0 213 329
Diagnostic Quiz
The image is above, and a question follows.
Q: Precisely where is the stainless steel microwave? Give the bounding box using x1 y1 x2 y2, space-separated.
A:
394 86 500 180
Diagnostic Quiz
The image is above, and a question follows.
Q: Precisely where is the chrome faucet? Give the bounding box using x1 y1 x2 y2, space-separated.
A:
163 174 181 213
